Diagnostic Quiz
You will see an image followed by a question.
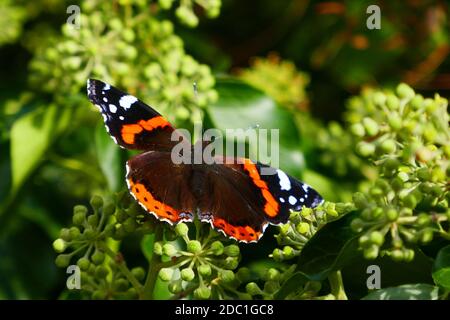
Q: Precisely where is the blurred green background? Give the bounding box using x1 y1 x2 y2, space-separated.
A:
0 0 449 299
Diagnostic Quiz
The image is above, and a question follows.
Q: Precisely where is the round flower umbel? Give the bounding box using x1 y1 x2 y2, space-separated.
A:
53 194 156 299
271 202 354 261
154 221 249 300
347 84 450 261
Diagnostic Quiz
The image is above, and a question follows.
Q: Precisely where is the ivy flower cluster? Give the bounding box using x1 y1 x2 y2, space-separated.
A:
346 84 449 261
29 1 218 124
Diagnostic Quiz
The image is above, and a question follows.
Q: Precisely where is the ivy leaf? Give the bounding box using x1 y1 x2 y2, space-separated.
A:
141 234 155 262
95 122 125 192
10 104 70 193
362 284 440 300
432 245 450 290
207 77 304 177
274 271 310 299
296 212 360 280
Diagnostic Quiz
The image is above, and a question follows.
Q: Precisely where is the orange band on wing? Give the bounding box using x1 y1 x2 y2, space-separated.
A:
212 217 262 242
121 116 171 145
128 179 180 223
242 159 279 218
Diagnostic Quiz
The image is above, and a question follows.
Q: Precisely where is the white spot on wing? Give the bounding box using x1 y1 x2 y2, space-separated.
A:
119 95 137 110
103 83 110 91
279 197 285 203
119 116 124 120
302 184 309 193
288 196 297 205
103 97 108 102
300 198 304 203
277 169 291 191
109 104 117 113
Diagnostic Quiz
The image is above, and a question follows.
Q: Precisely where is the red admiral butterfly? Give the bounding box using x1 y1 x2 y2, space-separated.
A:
87 79 323 243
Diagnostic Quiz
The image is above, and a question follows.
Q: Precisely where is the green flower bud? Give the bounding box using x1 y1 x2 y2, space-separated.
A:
55 254 71 268
266 268 280 281
403 248 415 262
163 243 177 257
403 194 417 209
91 250 105 265
363 245 379 260
113 278 129 292
131 267 145 281
386 208 399 221
386 94 399 110
90 195 103 210
187 240 202 254
410 94 424 110
181 267 195 281
396 83 415 100
419 228 433 244
379 139 396 154
300 207 313 217
87 214 99 228
73 210 86 226
224 257 239 270
159 268 174 281
390 249 404 262
219 270 235 283
69 227 81 240
59 228 71 242
416 213 431 226
158 0 174 10
356 141 375 157
359 234 370 248
362 117 379 137
353 192 368 209
388 112 402 130
95 266 109 278
175 223 189 237
296 222 310 234
271 248 283 261
369 231 384 246
153 242 163 255
224 244 240 257
198 264 212 277
77 257 90 271
210 241 224 255
350 123 365 137
282 246 295 259
53 239 67 253
246 282 263 296
175 6 199 27
194 286 211 299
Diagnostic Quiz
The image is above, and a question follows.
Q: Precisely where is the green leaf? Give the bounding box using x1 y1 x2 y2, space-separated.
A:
274 271 310 299
95 122 125 192
207 77 304 176
296 212 360 280
432 245 450 290
141 234 155 262
362 284 440 300
10 104 70 193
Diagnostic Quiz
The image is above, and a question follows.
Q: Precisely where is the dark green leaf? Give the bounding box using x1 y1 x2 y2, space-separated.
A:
432 245 450 290
274 271 310 299
95 122 125 192
10 104 71 193
141 234 155 262
362 284 440 300
207 77 304 176
296 212 360 280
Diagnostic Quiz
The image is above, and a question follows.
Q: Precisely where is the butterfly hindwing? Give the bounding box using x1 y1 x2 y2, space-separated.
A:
126 151 195 224
87 79 187 151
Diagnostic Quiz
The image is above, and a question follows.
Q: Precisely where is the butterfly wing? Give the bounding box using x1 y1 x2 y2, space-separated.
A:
126 151 196 224
196 158 323 242
87 79 188 151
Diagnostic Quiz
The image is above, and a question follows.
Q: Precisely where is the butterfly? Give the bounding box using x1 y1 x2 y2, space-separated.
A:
87 79 323 243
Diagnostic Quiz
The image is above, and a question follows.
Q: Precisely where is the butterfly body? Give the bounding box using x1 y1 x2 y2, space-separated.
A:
87 79 323 243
